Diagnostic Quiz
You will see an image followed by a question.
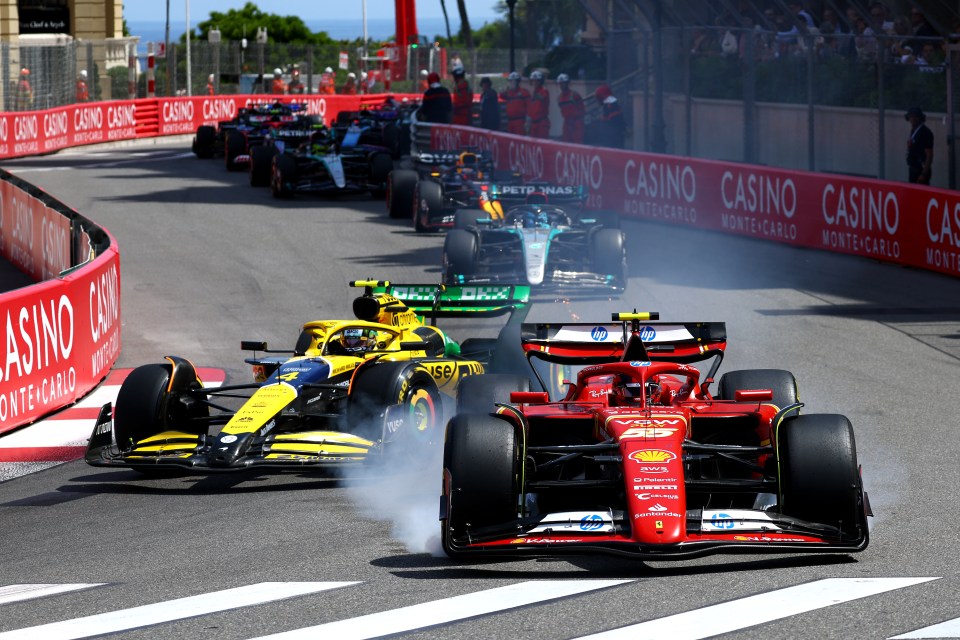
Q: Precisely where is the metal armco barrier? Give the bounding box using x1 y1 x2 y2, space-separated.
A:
425 123 960 281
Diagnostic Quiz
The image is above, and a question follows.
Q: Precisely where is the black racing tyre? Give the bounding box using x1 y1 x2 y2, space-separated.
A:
114 364 172 451
387 170 418 219
271 154 297 199
194 125 216 158
225 131 246 171
414 179 444 232
382 122 400 157
442 413 520 548
717 369 799 411
588 210 620 229
249 145 277 187
348 361 443 451
456 373 530 415
590 228 626 280
453 209 484 230
369 152 393 196
777 414 863 538
442 229 478 281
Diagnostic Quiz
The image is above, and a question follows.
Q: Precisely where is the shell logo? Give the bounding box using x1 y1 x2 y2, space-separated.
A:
629 449 676 463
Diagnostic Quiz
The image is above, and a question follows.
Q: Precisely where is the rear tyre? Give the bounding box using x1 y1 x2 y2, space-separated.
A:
778 414 863 539
717 369 799 411
587 210 620 229
453 209 484 230
250 145 277 187
225 131 245 171
590 228 626 282
194 126 216 158
387 170 418 219
442 230 477 282
271 154 296 199
442 413 520 554
369 152 393 197
456 373 530 415
414 179 444 232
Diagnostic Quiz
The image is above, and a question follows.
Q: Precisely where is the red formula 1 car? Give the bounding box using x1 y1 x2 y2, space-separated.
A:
440 312 871 559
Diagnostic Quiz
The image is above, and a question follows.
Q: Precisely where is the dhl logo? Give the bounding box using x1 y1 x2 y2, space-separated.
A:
629 449 677 463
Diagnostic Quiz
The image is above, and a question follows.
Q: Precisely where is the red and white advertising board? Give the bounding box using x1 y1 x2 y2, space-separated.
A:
430 125 960 278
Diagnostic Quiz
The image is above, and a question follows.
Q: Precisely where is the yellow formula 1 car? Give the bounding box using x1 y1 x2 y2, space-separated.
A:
85 280 531 472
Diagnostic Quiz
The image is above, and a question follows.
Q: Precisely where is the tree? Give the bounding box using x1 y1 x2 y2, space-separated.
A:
194 2 336 45
457 0 474 49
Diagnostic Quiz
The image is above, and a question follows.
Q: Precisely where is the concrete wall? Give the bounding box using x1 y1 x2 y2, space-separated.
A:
634 90 951 188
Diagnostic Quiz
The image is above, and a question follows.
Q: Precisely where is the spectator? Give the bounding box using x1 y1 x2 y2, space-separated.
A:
905 107 933 184
288 65 305 95
527 70 550 139
889 16 916 63
477 76 500 131
319 67 336 95
500 71 530 135
556 73 584 144
270 68 286 95
592 84 626 149
16 68 33 110
206 73 215 96
451 64 472 126
815 21 842 60
787 1 816 29
76 69 89 102
419 71 452 123
690 27 720 56
418 69 429 92
870 2 894 34
341 72 358 95
916 42 944 71
909 8 939 54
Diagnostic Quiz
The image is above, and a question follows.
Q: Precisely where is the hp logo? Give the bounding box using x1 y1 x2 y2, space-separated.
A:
590 326 608 341
711 513 735 529
580 514 604 531
640 326 657 341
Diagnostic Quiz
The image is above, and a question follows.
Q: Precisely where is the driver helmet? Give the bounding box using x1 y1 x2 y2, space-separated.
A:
507 71 521 85
522 211 546 228
556 73 570 85
530 70 544 82
340 328 376 353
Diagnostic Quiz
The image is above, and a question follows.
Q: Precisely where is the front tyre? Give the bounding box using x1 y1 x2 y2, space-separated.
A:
590 228 626 284
387 170 418 219
348 361 443 452
442 413 520 555
414 179 444 232
777 413 864 540
443 229 477 282
271 154 296 199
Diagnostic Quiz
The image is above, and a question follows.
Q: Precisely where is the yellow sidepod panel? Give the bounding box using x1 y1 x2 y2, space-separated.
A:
220 383 297 435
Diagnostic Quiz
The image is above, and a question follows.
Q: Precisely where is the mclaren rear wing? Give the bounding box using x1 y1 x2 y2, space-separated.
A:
353 281 531 324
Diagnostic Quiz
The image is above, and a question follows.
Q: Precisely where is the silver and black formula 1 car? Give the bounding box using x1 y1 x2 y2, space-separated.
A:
85 281 531 473
442 201 626 293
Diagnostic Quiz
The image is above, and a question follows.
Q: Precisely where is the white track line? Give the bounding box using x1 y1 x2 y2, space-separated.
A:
0 582 356 640
247 579 633 640
891 616 960 638
0 584 104 606
572 577 938 640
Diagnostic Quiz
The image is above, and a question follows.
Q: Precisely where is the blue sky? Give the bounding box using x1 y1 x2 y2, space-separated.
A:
124 1 502 24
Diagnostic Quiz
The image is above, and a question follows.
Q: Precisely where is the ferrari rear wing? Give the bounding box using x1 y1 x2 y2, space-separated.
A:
521 318 727 364
353 281 531 322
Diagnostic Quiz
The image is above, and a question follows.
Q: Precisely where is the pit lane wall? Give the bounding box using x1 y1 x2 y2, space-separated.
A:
428 125 960 279
0 170 119 433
